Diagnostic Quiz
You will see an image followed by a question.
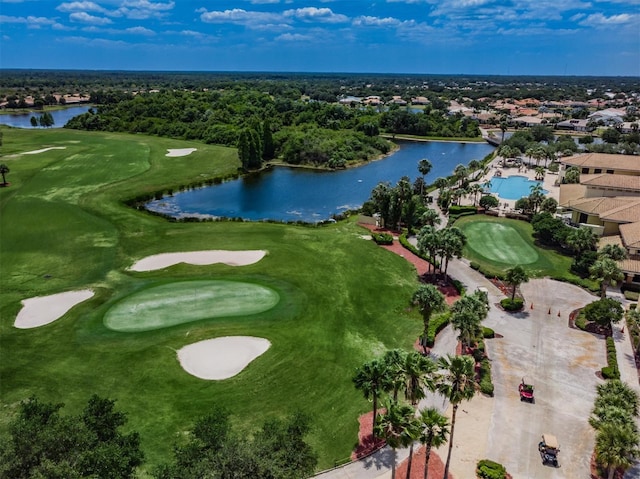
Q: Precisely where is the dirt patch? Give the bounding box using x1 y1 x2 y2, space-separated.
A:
351 411 451 479
396 445 452 479
351 410 385 460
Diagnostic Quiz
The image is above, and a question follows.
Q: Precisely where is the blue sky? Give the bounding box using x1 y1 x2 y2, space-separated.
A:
1 0 638 76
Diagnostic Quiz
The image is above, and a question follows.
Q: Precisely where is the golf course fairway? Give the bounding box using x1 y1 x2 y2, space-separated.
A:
104 280 280 332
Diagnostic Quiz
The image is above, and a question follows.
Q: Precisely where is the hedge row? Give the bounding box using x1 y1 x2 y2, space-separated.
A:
422 312 451 348
478 358 494 396
602 336 620 380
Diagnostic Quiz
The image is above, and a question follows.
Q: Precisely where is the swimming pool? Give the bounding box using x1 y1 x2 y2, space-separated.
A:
487 175 548 200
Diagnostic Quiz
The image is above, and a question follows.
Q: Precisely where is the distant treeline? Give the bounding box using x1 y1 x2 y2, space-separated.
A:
64 87 479 168
2 69 639 102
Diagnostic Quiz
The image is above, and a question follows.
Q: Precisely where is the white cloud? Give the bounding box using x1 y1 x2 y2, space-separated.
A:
0 15 58 25
69 11 113 24
353 15 402 27
199 8 282 26
57 2 107 14
275 32 313 41
125 25 155 34
283 7 348 23
580 12 637 25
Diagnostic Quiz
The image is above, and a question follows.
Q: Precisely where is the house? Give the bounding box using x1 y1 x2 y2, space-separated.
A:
588 108 626 126
559 153 640 179
556 119 593 132
513 116 547 127
557 152 640 287
390 95 407 106
411 96 429 105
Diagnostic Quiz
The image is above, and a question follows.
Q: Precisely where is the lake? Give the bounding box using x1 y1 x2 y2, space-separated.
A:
146 141 495 223
0 105 92 128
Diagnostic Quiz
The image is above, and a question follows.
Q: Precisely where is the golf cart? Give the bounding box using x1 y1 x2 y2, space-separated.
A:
519 379 534 402
538 433 559 467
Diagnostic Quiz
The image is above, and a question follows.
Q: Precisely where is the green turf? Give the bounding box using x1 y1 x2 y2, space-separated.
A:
462 221 538 265
104 280 280 332
456 215 596 286
0 126 422 472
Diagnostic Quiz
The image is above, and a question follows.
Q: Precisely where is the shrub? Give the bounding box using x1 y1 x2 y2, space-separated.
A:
601 366 620 380
478 359 494 396
472 348 485 362
574 311 587 331
452 279 465 295
500 298 524 311
372 232 393 245
482 327 495 339
424 312 451 347
602 337 620 379
624 290 640 301
470 261 480 271
476 459 507 479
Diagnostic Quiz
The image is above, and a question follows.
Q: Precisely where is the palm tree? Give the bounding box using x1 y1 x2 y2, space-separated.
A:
412 284 446 350
383 349 407 402
505 265 528 301
402 351 437 406
353 359 392 437
598 244 628 261
590 258 625 299
0 164 9 186
594 380 640 417
590 404 635 432
374 401 419 479
421 209 441 228
468 183 483 206
418 159 432 197
566 226 597 256
528 183 545 214
534 166 545 181
451 308 483 352
439 227 466 278
594 423 640 479
452 164 468 188
417 225 440 276
436 354 476 479
417 407 449 479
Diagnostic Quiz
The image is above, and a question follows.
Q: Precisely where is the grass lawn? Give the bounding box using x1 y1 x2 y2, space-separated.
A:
0 126 422 472
455 215 594 286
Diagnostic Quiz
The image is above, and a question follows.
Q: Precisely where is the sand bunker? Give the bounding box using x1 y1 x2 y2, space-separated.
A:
166 148 197 157
177 336 271 380
23 147 67 155
129 250 267 272
14 290 94 329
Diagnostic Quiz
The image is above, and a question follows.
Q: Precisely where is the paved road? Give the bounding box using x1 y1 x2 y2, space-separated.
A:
313 228 640 478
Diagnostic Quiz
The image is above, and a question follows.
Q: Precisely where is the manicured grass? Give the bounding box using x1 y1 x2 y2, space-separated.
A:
455 215 582 281
462 221 539 265
104 280 280 332
0 126 422 472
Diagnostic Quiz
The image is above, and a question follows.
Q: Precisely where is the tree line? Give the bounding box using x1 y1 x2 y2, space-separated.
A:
0 396 317 479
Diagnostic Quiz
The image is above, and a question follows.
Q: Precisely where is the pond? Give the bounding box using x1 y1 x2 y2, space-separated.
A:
146 140 495 223
0 105 92 128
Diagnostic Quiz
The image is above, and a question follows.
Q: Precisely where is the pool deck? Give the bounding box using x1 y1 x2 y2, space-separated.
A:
464 155 561 215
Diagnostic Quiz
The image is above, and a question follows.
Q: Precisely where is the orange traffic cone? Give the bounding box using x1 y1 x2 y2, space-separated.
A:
530 303 534 310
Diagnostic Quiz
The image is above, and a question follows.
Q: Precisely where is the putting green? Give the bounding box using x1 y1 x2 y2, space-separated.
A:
104 280 280 332
462 221 539 265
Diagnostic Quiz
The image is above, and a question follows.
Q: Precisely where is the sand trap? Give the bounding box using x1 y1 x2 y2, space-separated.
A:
23 147 67 155
129 250 267 272
166 148 197 157
177 336 271 380
14 289 94 329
